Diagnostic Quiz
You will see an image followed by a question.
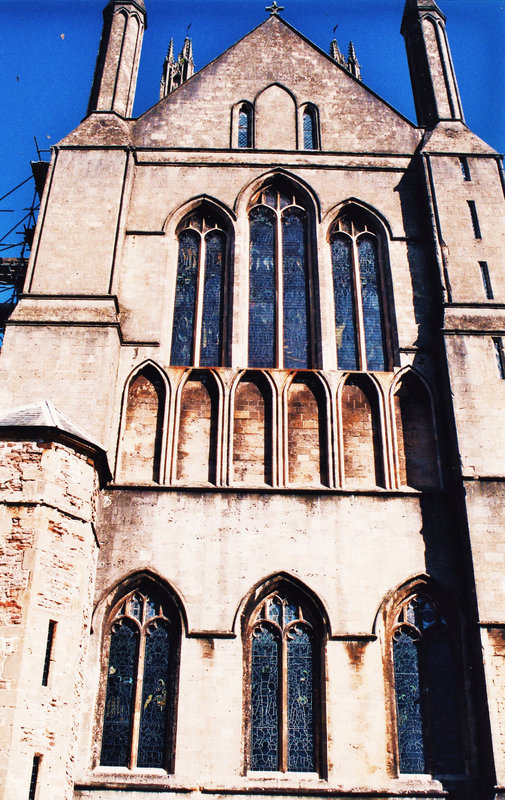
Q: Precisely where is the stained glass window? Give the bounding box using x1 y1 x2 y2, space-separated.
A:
171 230 199 366
392 595 464 776
248 182 313 368
171 211 227 367
303 107 317 150
331 234 358 370
100 588 179 771
330 212 389 371
238 105 252 148
249 590 318 773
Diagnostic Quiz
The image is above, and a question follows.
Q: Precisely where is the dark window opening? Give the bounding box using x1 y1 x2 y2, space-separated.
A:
468 201 481 239
459 157 471 181
302 107 318 150
28 756 41 800
493 337 505 380
479 261 494 299
42 620 56 686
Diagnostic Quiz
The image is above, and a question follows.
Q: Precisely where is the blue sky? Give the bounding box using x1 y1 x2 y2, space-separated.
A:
1 0 504 256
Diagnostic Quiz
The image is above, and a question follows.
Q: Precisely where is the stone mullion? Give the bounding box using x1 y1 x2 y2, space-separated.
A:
193 235 205 366
352 237 367 371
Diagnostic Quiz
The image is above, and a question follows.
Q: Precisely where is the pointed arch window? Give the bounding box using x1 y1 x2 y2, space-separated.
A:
238 103 253 148
391 593 465 776
171 209 228 367
248 180 315 369
100 586 180 771
246 588 322 773
330 210 390 371
302 105 319 151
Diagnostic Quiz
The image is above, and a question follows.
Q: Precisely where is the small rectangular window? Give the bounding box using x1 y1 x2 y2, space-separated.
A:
459 157 471 181
479 261 494 300
493 337 505 379
28 755 40 800
42 620 56 686
468 201 481 239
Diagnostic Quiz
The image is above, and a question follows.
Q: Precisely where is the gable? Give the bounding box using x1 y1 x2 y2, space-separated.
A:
132 15 420 153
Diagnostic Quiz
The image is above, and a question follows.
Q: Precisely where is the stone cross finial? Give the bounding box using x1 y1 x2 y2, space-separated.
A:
266 1 284 15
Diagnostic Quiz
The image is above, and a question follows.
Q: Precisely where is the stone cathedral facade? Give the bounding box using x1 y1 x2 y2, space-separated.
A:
1 0 505 798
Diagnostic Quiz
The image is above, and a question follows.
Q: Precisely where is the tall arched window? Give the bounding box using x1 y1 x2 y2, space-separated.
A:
171 209 228 367
100 585 180 771
391 593 464 776
330 209 389 371
238 103 253 148
246 587 322 773
248 180 314 369
302 105 319 150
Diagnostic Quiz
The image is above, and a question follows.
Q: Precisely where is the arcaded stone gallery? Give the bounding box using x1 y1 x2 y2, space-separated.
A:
1 0 504 798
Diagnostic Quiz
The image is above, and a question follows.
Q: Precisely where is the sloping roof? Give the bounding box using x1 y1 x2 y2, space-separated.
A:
0 400 111 482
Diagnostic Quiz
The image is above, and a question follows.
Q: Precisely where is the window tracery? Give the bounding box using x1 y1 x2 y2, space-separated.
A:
391 593 464 776
248 180 315 369
171 209 228 367
100 587 179 771
330 210 390 371
246 588 321 773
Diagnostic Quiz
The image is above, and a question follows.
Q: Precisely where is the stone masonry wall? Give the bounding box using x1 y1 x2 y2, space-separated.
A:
0 438 98 800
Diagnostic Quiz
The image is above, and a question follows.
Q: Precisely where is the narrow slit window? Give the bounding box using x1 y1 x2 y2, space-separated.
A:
42 620 56 686
493 337 505 380
28 756 41 800
459 157 471 181
479 261 493 299
468 201 481 239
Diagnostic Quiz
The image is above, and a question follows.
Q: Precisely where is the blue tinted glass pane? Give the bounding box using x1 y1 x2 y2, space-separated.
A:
284 601 298 625
238 109 250 148
138 623 171 768
249 207 275 367
358 235 386 371
424 628 464 774
171 230 199 366
287 626 314 771
268 597 282 625
303 111 315 150
283 208 309 369
101 621 138 766
393 631 425 773
251 627 280 770
331 235 358 370
200 231 225 366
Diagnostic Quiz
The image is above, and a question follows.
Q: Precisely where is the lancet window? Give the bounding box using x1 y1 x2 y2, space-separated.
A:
330 210 389 371
100 587 179 771
171 209 228 367
248 180 314 369
302 105 319 150
246 589 321 773
238 103 253 148
391 593 464 776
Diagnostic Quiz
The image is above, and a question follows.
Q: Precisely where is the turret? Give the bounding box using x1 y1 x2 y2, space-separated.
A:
87 0 147 117
159 35 195 98
401 0 464 127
